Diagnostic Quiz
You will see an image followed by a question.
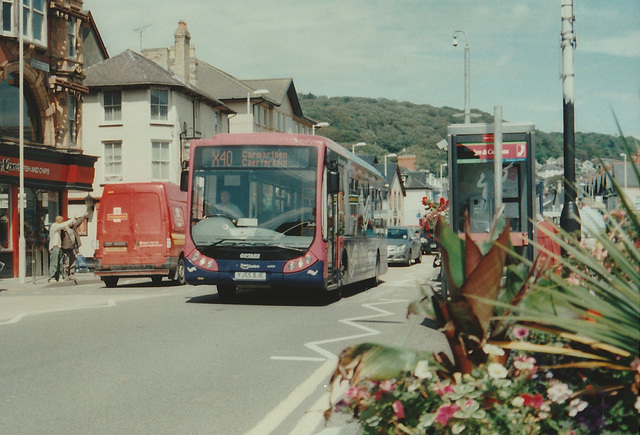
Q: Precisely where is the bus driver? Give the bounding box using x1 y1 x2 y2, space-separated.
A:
211 190 243 220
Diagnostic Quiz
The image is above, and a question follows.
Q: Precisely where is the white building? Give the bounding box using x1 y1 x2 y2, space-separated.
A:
76 49 233 257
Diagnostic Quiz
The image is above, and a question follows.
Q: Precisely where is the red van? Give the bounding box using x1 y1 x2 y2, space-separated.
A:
95 182 187 287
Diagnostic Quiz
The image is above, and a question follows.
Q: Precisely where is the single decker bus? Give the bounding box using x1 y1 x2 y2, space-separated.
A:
181 133 388 298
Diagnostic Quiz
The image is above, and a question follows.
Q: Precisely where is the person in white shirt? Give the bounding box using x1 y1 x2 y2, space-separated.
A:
211 190 243 221
48 216 74 282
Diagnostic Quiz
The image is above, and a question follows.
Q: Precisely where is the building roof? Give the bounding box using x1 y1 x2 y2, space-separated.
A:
84 50 233 112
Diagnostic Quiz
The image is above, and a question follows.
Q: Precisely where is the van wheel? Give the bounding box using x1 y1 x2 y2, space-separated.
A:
151 276 163 285
173 257 186 285
103 277 118 288
217 284 236 299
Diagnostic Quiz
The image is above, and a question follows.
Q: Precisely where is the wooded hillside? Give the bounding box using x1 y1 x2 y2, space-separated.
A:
299 93 634 173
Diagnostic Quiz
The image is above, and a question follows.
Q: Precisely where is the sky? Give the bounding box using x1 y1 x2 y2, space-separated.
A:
83 0 640 138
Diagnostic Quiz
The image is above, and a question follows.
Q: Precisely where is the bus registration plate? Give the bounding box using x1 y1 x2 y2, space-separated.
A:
235 271 266 281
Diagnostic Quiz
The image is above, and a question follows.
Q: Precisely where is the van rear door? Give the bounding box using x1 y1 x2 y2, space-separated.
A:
100 192 134 263
133 190 168 263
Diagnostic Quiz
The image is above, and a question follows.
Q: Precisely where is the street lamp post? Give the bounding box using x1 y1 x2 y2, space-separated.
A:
439 163 448 199
385 153 397 177
452 30 470 124
559 0 580 236
352 142 366 154
312 122 329 135
247 89 269 131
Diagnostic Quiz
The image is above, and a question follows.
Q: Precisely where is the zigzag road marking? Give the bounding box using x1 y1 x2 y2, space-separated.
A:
247 299 408 435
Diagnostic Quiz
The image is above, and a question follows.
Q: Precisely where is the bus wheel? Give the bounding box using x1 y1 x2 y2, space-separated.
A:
217 284 236 299
103 277 118 288
173 257 186 285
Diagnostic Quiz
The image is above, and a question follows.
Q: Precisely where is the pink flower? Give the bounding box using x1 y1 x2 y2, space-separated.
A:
547 381 572 404
345 387 369 401
435 403 460 425
512 326 529 340
392 400 405 419
522 393 544 408
379 380 396 393
436 382 455 397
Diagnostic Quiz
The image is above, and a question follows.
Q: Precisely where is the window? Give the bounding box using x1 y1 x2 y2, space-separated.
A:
2 1 12 32
68 96 77 147
151 141 170 180
150 89 168 121
32 0 43 41
3 0 46 45
103 90 122 121
104 141 123 182
67 19 77 59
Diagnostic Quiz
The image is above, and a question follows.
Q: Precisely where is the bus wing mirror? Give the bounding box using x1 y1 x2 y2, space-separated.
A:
327 169 340 194
180 169 188 192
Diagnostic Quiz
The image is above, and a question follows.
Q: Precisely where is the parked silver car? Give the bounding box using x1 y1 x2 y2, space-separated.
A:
386 226 422 266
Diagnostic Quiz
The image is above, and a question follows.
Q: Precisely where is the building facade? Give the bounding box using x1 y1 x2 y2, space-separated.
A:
80 49 233 258
142 22 315 135
0 0 99 277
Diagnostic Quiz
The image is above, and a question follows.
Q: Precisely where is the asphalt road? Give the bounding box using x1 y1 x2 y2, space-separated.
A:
0 258 445 434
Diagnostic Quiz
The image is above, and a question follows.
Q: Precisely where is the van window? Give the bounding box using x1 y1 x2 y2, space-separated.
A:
134 193 163 233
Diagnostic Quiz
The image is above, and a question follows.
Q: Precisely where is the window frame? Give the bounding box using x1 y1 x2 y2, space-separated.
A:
102 90 122 122
103 141 123 183
2 0 47 46
151 140 170 181
150 88 169 121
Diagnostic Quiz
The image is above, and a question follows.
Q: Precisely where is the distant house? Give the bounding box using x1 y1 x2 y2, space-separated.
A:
142 22 315 135
80 49 233 257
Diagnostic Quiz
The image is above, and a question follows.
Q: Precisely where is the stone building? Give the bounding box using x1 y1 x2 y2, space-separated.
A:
0 0 102 277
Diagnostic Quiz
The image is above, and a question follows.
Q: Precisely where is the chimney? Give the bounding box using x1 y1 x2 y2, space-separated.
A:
174 21 190 82
397 155 417 171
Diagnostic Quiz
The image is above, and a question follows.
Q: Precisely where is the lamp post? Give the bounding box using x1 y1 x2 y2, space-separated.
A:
559 0 580 236
247 89 269 131
439 163 448 200
312 121 329 135
620 153 628 192
352 142 366 154
452 30 470 124
384 153 397 177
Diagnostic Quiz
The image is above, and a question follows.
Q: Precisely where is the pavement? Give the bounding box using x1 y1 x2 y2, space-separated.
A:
0 272 106 324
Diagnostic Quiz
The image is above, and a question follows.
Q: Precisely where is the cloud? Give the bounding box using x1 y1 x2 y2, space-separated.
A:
580 30 640 58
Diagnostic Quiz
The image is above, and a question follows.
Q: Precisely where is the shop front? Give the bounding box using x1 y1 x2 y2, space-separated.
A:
0 143 97 278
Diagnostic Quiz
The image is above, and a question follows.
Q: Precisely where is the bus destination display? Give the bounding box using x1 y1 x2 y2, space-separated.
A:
200 146 310 169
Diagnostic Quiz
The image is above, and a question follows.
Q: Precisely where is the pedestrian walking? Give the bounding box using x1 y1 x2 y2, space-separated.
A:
48 216 74 282
61 212 88 279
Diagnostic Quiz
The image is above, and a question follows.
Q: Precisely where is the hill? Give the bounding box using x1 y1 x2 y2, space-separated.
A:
298 93 634 173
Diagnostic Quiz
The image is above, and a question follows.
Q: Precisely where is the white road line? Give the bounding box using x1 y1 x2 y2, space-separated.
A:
0 299 117 325
245 358 337 435
271 356 327 362
254 299 407 435
288 379 350 435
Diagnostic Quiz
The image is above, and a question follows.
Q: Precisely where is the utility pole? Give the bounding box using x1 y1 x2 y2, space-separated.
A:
559 0 580 235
